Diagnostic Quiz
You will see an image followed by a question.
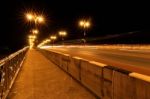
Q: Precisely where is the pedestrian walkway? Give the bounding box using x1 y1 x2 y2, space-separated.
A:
7 49 96 99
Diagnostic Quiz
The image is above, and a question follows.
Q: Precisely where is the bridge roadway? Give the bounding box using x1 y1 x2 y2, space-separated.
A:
44 46 150 76
7 49 96 99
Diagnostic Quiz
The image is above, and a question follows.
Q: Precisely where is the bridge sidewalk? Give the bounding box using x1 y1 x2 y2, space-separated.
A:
7 49 96 99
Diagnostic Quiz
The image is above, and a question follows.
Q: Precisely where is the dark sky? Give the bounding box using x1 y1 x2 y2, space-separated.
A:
0 0 150 52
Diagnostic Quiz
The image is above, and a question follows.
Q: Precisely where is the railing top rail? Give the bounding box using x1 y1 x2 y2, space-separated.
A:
0 46 29 67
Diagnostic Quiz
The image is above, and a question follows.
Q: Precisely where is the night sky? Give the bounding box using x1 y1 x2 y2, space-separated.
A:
0 0 150 53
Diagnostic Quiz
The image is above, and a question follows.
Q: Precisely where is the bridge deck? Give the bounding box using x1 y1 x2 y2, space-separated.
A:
7 50 96 99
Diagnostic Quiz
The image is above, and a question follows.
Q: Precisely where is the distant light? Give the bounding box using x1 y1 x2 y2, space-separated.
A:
38 45 51 49
37 16 44 23
26 13 33 21
79 21 84 26
32 29 39 34
45 39 51 42
59 31 67 36
85 21 90 27
43 39 51 43
26 13 45 24
28 35 36 39
50 35 57 40
79 19 91 28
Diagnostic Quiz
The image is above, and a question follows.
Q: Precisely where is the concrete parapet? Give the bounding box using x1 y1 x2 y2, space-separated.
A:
113 70 133 99
61 54 70 72
68 57 82 81
38 49 150 99
129 73 150 99
80 60 107 98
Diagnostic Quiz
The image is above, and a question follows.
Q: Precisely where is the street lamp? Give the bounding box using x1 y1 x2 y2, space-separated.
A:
28 35 37 49
50 35 57 40
26 13 33 20
32 29 39 34
59 31 67 45
26 13 44 33
27 29 38 49
26 12 45 48
79 19 91 45
50 35 57 46
26 13 44 24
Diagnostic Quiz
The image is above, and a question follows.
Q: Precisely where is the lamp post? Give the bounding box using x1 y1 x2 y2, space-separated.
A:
79 19 91 45
59 31 67 45
26 13 44 25
26 12 45 48
26 13 44 32
50 35 57 47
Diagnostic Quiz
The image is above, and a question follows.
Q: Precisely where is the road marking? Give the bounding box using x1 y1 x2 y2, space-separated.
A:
129 72 150 83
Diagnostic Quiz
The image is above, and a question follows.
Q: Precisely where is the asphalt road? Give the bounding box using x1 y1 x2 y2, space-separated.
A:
44 46 150 76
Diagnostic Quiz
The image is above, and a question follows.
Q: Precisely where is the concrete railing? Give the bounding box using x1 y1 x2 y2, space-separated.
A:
0 47 28 99
39 49 150 99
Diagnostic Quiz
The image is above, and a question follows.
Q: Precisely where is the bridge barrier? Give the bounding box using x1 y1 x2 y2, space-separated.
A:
38 49 150 99
129 73 150 99
112 68 133 99
68 57 82 81
80 60 107 98
0 47 28 99
55 53 62 67
61 54 70 72
102 66 114 99
39 50 63 67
